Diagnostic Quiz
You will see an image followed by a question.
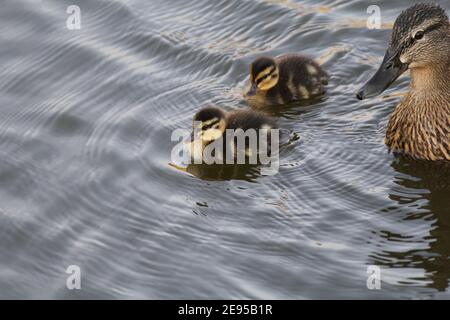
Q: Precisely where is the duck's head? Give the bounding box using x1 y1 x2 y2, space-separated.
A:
192 107 226 145
357 3 450 100
245 57 280 97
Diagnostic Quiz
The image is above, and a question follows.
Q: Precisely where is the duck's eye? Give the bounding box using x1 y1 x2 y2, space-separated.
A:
413 31 424 40
256 73 271 84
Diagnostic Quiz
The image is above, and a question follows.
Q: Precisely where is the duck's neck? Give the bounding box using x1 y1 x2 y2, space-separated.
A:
409 63 450 98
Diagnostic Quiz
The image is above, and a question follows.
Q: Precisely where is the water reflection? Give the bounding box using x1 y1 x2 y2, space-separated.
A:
184 163 263 181
373 157 450 292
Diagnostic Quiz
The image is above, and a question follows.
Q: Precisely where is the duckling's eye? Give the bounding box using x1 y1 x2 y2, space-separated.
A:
256 76 265 85
413 31 424 40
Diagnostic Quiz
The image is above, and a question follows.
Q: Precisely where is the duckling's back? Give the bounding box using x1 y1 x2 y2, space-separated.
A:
274 54 328 102
224 110 278 160
226 110 277 131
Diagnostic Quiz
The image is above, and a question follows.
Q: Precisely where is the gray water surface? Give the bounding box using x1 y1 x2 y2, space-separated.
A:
0 0 449 299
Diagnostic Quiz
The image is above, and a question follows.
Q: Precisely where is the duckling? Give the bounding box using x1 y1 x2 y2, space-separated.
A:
189 106 277 163
243 54 328 107
357 3 450 161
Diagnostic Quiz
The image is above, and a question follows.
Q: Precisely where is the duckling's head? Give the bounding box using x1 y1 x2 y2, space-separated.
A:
245 57 280 97
357 3 450 100
192 107 226 145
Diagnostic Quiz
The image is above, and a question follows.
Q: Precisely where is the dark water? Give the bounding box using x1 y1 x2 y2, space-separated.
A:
0 0 449 299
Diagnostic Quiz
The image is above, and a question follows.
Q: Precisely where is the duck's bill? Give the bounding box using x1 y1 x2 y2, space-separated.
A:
356 50 408 100
245 83 257 97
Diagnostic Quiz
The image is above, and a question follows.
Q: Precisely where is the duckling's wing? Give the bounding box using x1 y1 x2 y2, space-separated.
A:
277 55 328 100
227 110 277 131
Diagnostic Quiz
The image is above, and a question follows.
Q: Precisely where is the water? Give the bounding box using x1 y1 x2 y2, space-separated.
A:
0 0 449 299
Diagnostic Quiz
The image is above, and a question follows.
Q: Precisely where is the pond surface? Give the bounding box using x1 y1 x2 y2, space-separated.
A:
0 0 449 299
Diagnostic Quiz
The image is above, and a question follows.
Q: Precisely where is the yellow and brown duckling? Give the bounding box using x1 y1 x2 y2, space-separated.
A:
243 54 329 107
189 106 277 163
357 3 450 161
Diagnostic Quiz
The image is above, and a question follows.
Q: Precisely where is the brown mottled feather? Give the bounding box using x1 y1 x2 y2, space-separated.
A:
385 68 450 161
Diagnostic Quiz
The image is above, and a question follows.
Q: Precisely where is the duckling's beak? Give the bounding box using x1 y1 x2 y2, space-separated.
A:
246 83 257 97
356 49 408 100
